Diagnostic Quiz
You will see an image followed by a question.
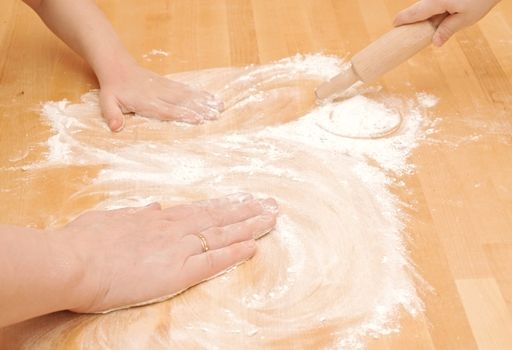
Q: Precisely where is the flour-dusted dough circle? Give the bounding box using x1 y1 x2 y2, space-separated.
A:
317 95 403 139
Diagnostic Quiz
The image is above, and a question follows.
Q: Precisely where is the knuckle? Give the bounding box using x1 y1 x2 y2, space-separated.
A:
205 207 223 226
211 227 223 239
219 233 230 247
209 227 223 236
205 227 224 245
437 26 453 40
430 0 446 13
153 220 172 232
239 225 253 240
407 7 419 18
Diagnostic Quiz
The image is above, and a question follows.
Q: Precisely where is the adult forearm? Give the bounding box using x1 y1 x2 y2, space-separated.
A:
0 225 78 327
25 0 136 84
0 196 277 325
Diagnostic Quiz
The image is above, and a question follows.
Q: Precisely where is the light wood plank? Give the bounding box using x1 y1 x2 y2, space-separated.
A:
456 278 512 350
0 0 511 348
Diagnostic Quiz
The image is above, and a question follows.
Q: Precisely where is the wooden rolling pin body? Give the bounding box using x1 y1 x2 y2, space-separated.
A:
316 20 437 99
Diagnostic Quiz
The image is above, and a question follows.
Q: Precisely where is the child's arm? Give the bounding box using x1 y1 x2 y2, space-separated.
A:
23 0 222 131
394 0 501 46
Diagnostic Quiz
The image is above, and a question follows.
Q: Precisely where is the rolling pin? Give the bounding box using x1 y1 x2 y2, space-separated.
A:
315 15 446 100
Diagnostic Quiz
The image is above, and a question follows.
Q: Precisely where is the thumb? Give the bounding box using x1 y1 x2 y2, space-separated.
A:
433 14 467 47
99 93 126 132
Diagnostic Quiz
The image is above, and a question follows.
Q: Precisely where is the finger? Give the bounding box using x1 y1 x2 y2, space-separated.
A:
182 213 276 254
182 98 222 121
99 93 126 132
202 213 276 249
393 0 444 26
159 79 224 118
198 91 225 114
200 91 224 111
107 202 162 215
174 198 278 237
181 240 256 284
161 79 221 108
259 198 279 215
146 99 204 124
432 14 466 46
161 193 253 221
142 202 162 211
160 94 220 120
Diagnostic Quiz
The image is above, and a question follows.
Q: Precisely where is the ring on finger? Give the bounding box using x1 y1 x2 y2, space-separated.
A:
194 233 209 253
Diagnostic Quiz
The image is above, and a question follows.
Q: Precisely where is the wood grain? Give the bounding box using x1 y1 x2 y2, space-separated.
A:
0 0 511 348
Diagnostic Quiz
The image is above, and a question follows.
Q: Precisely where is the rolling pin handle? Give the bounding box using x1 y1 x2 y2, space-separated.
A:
315 13 449 100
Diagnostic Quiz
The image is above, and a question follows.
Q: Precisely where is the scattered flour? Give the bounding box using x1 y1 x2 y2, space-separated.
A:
416 92 440 109
21 54 439 350
142 49 170 61
316 95 403 139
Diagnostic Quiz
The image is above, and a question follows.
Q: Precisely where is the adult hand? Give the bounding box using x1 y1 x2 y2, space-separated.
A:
99 63 223 132
394 0 501 46
53 193 278 313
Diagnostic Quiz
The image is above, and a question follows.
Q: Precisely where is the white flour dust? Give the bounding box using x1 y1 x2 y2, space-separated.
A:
316 95 403 139
24 55 438 349
142 49 170 61
416 92 439 109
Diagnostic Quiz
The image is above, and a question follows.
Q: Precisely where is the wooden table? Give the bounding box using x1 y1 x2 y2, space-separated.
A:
1 0 511 348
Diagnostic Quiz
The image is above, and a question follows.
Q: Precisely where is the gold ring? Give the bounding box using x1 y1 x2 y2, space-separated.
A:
195 234 209 253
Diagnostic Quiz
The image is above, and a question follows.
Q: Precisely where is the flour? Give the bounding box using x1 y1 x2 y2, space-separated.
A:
316 95 402 139
24 54 439 350
142 49 170 61
416 92 439 108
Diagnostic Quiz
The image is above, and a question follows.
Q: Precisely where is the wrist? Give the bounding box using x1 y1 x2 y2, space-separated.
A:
46 229 87 311
93 51 139 87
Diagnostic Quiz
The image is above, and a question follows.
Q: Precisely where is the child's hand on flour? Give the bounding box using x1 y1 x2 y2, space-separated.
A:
22 0 223 133
394 0 501 46
98 62 223 132
52 194 277 313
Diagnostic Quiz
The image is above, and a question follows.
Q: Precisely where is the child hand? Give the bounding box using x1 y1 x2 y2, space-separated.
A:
99 63 223 132
394 0 501 46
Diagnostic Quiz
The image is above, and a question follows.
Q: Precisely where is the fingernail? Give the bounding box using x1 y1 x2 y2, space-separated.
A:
259 198 278 214
108 120 117 130
227 193 253 203
109 118 125 132
256 228 273 239
255 215 275 239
